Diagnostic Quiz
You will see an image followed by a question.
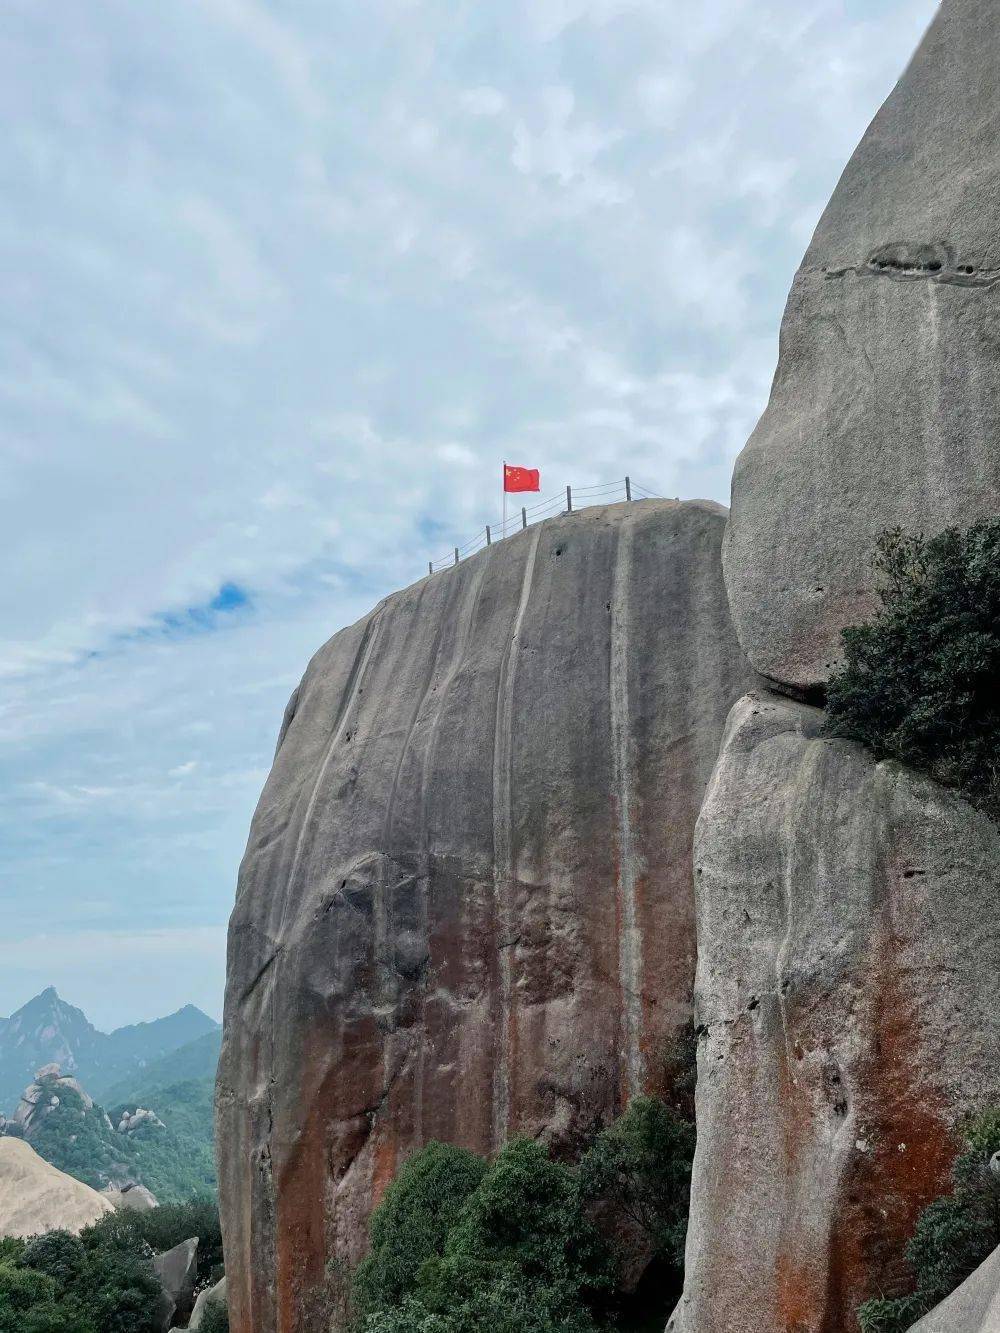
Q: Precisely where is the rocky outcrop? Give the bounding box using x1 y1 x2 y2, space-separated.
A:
909 1244 1000 1332
190 1275 228 1330
116 1106 166 1135
723 0 1000 690
154 1237 200 1331
217 499 751 1333
0 1136 115 1237
103 1182 159 1212
5 1065 98 1138
671 693 1000 1332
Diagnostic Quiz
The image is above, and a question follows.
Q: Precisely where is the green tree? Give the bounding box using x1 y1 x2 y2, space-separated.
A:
353 1141 487 1324
83 1196 223 1285
858 1111 1000 1332
19 1232 86 1288
357 1138 616 1333
578 1095 695 1271
825 521 1000 812
0 1261 91 1333
199 1301 230 1333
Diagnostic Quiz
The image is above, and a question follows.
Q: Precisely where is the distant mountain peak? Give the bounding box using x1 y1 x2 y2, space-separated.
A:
0 989 220 1115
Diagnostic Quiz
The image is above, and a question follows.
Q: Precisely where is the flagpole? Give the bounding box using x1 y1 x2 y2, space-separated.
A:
502 459 506 540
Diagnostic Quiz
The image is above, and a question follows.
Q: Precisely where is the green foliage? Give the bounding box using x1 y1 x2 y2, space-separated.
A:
353 1141 487 1323
355 1103 694 1333
20 1232 86 1287
199 1301 230 1333
825 521 1000 812
427 1137 615 1322
4 1211 162 1333
578 1096 695 1271
82 1196 222 1285
24 1070 216 1203
0 1240 24 1267
858 1111 1000 1332
0 1259 90 1333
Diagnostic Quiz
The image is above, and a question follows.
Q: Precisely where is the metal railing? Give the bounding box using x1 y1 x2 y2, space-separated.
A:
426 477 665 575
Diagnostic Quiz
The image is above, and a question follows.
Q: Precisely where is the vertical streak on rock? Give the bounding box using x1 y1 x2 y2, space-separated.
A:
413 560 490 1144
270 606 388 1333
491 530 541 1151
610 516 643 1102
278 603 389 938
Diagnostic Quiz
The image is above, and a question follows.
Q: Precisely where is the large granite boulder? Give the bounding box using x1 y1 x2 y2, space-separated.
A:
723 0 1000 691
217 499 751 1333
0 1137 115 1237
670 693 1000 1332
909 1244 1000 1332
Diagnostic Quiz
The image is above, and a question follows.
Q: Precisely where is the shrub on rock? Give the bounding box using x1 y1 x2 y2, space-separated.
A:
353 1141 487 1323
825 521 1000 812
858 1111 1000 1332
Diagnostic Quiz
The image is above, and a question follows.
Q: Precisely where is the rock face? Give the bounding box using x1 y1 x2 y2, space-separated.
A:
217 499 750 1333
723 0 1000 690
0 1137 115 1237
909 1244 1000 1333
671 693 1000 1333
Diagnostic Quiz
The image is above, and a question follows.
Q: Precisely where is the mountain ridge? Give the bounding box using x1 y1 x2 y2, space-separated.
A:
0 986 219 1114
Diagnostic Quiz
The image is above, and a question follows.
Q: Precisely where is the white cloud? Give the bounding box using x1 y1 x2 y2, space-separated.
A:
0 0 940 1023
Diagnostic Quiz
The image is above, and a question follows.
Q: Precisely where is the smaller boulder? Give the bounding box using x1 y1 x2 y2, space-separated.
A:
102 1182 158 1212
153 1237 199 1331
908 1243 1000 1331
189 1275 227 1329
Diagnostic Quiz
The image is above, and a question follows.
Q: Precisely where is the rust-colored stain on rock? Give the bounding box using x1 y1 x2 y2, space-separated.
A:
217 501 750 1333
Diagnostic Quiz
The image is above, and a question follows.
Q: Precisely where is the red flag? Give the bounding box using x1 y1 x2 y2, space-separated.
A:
504 464 540 493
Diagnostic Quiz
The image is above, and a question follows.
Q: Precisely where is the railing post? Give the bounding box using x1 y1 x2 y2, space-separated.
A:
566 485 573 513
625 476 631 502
454 547 459 565
521 507 527 530
428 561 433 576
486 525 491 546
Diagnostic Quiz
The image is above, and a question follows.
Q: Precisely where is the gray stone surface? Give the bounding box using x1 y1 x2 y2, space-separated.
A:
723 0 1000 690
103 1182 158 1212
153 1237 199 1331
216 499 751 1333
189 1275 227 1330
671 693 1000 1333
910 1244 1000 1332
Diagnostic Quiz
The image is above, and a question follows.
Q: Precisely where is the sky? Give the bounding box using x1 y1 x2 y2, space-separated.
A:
0 0 939 1030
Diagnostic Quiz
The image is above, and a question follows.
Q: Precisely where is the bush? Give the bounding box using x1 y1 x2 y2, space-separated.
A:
199 1300 230 1333
825 521 1000 812
353 1141 487 1323
355 1137 615 1333
0 1260 90 1333
81 1195 222 1284
433 1137 615 1312
858 1111 1000 1332
19 1232 86 1287
578 1096 695 1272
